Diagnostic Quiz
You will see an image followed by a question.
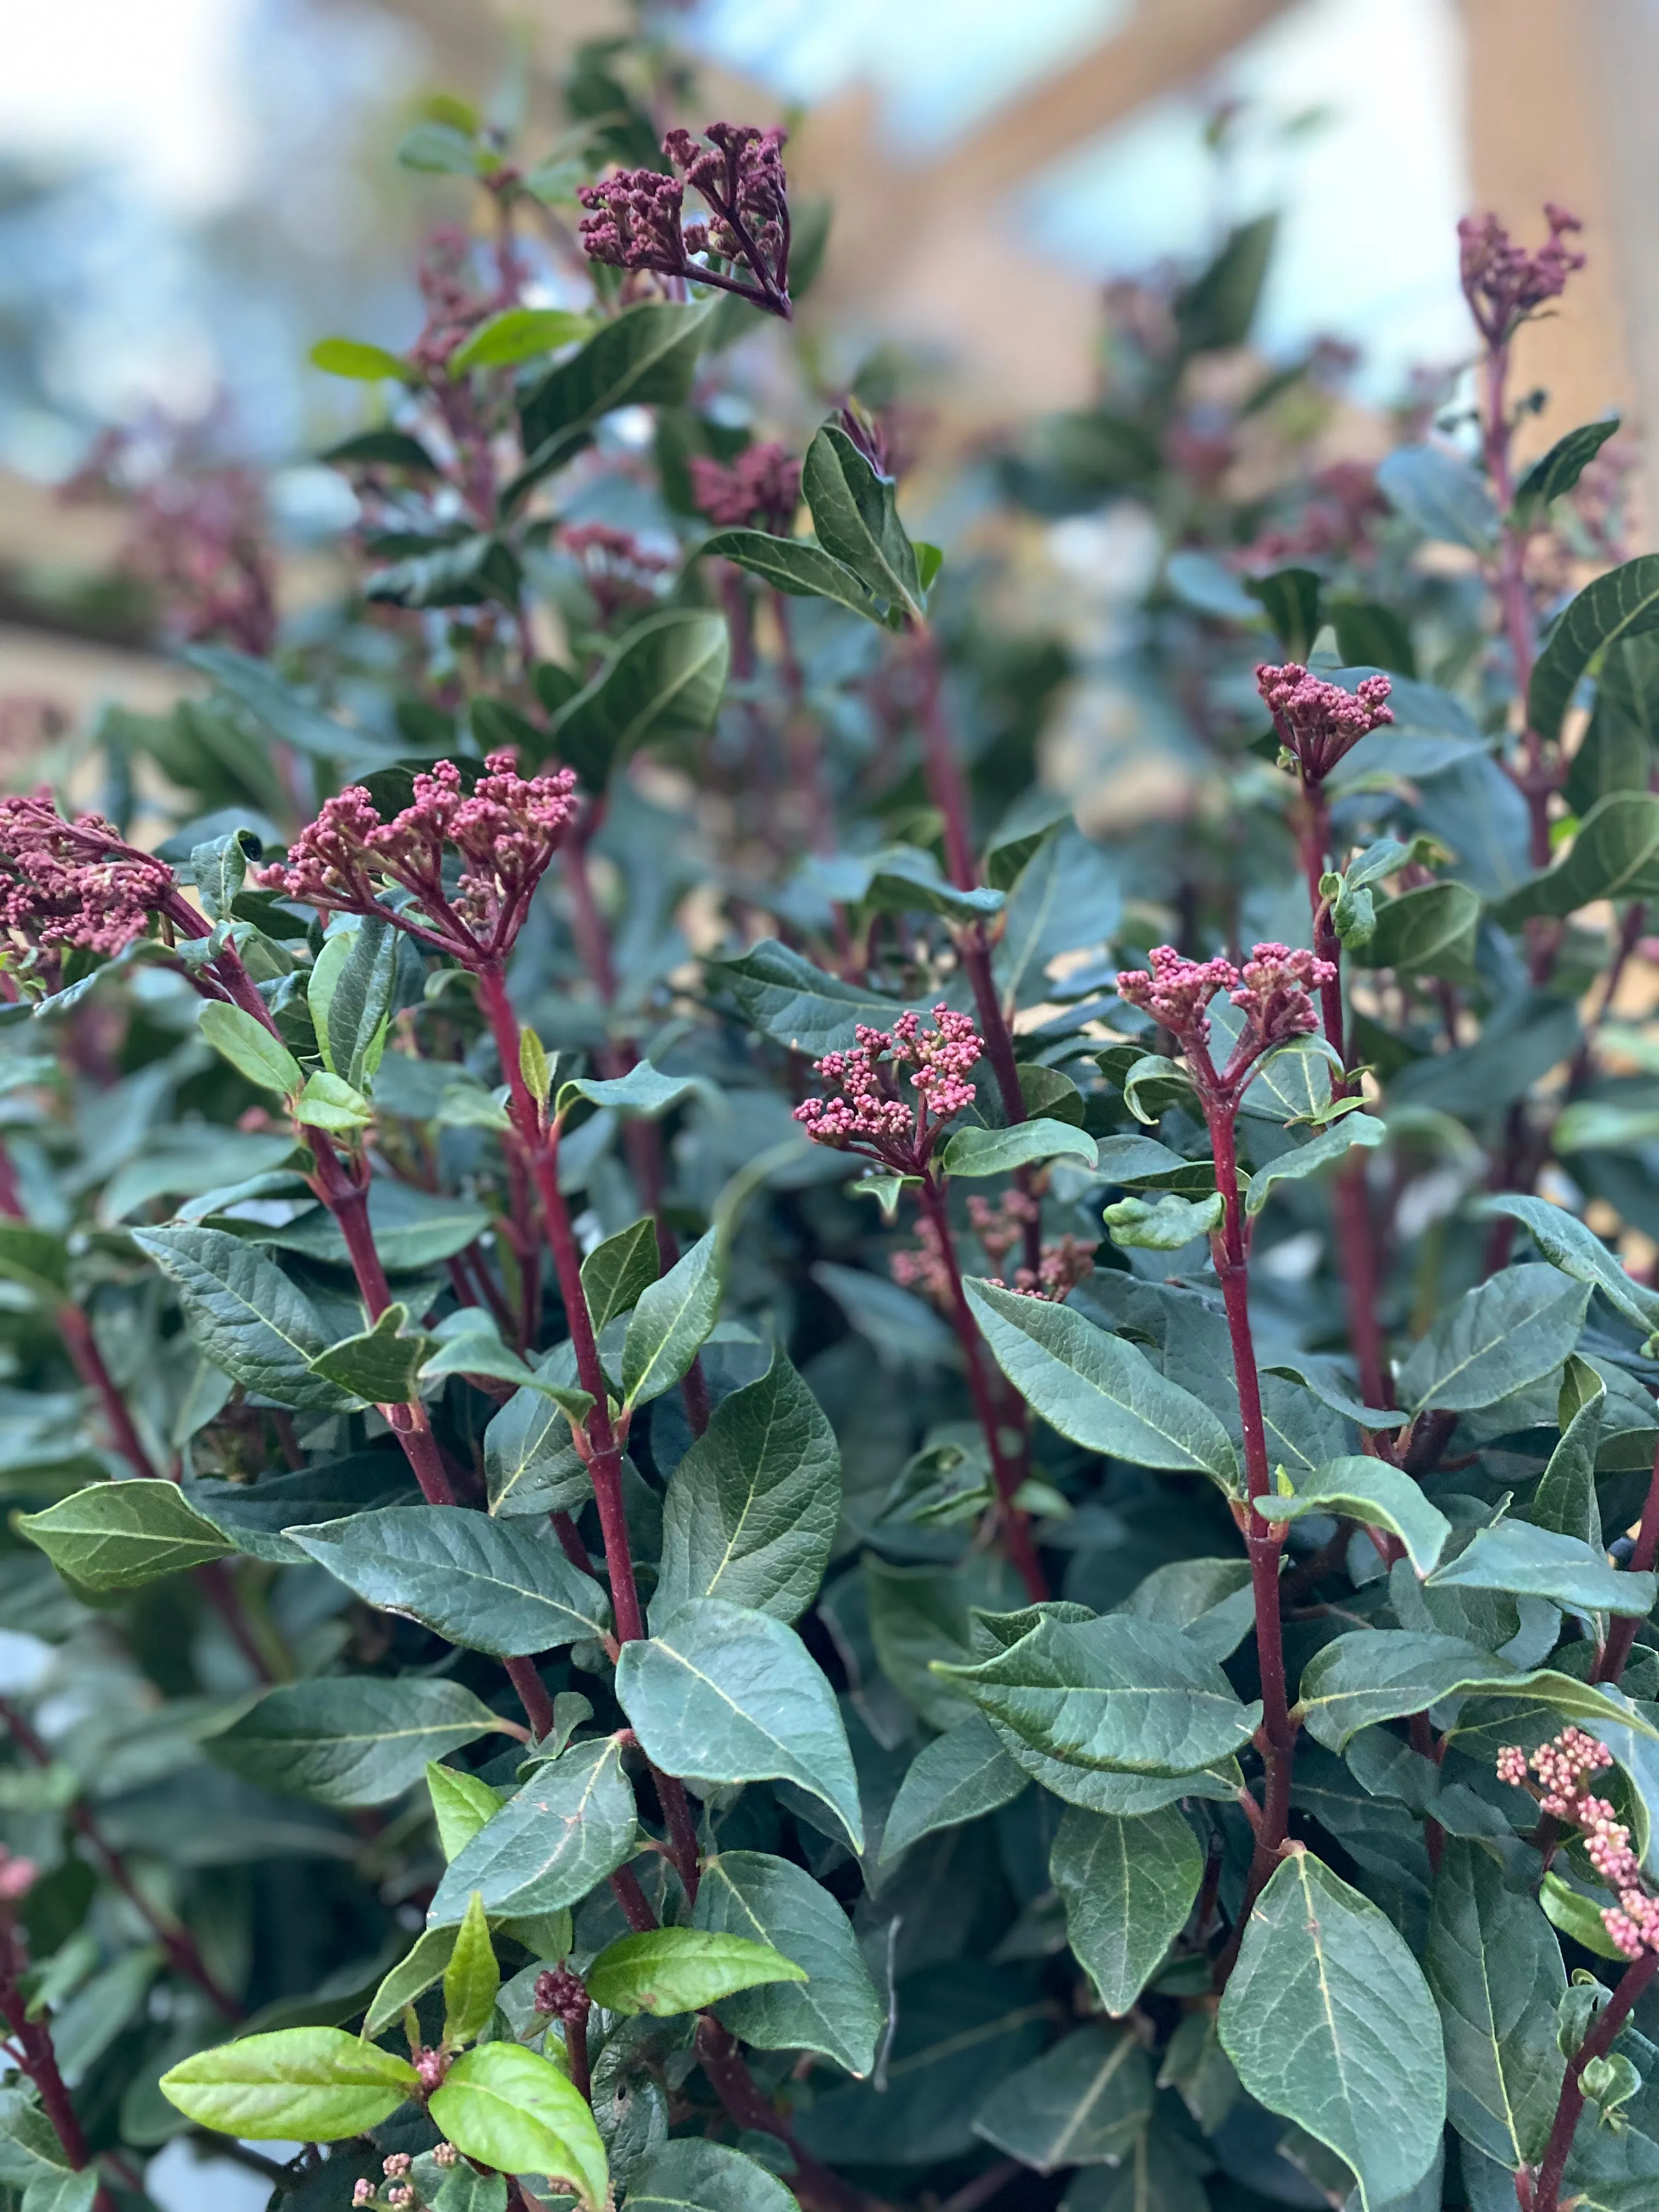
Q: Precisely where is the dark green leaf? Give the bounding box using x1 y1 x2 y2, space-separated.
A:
713 940 917 1055
625 2141 793 2212
1515 417 1621 522
1378 445 1498 551
1244 567 1322 660
615 1598 863 1850
1244 1115 1385 1217
1217 1848 1446 2211
1499 792 1659 922
1295 1630 1655 1752
1173 215 1276 356
881 1712 1028 1862
1051 1801 1204 2016
700 529 878 620
973 2025 1153 2173
131 1227 356 1413
580 1215 659 1333
1397 1267 1590 1414
20 1480 234 1592
428 1739 635 1923
1526 1361 1606 1550
1427 1520 1656 1616
1352 882 1481 982
517 302 714 484
287 1506 611 1655
653 1350 839 1625
205 1678 502 1807
309 919 395 1092
940 1119 1097 1180
1530 552 1659 744
800 424 922 619
1255 1457 1452 1576
620 1229 722 1409
549 610 729 787
691 1849 884 2074
307 1305 430 1406
1472 1194 1659 1337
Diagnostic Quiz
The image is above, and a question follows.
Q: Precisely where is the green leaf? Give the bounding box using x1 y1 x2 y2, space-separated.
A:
181 645 388 765
700 529 879 620
428 2043 608 2212
555 1063 710 1122
1294 1630 1657 1752
307 1305 430 1406
1498 792 1659 922
442 1892 499 2047
940 1118 1098 1180
1427 1520 1656 1616
133 1227 356 1412
881 1712 1028 1862
0 1223 70 1301
19 1480 234 1592
205 1678 502 1807
450 308 594 376
713 940 920 1054
364 1927 455 2037
426 1762 504 1861
183 1452 419 1564
1245 567 1323 661
262 1181 493 1272
1217 1848 1446 2211
1103 1192 1222 1250
288 1505 611 1656
309 920 395 1092
1051 1801 1204 2016
427 1738 635 1923
481 1351 592 1516
1397 1266 1590 1413
1174 213 1276 356
420 1322 594 1420
320 428 438 473
198 1002 302 1096
549 609 729 787
995 825 1122 1006
800 424 923 619
160 2027 419 2140
585 1927 804 2017
1351 882 1481 981
517 301 714 488
1538 1869 1627 1960
1424 1839 1566 2169
625 2142 793 2212
1377 444 1498 551
1061 2129 1211 2212
295 1070 374 1133
653 1350 839 1626
615 1598 864 1851
394 120 481 173
974 2025 1153 2174
1530 551 1659 743
1472 1194 1659 1338
309 337 416 383
964 1279 1240 1490
621 1228 722 1409
580 1216 659 1334
1514 416 1621 522
935 1611 1261 1776
1526 1360 1606 1550
1255 1458 1452 1577
1244 1115 1386 1217
690 1849 884 2075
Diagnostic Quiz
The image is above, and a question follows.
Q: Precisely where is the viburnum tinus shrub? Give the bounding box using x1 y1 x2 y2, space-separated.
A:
8 35 1659 2212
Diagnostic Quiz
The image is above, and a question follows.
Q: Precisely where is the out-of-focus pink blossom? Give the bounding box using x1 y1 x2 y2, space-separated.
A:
1459 203 1586 347
690 443 800 534
0 791 179 963
578 121 791 317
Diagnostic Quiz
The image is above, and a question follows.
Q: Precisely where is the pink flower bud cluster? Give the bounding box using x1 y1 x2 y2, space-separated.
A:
1459 203 1585 348
0 1846 37 1903
533 1964 590 2023
891 1197 1093 1308
794 1005 982 1172
967 1188 1039 1268
1115 941 1335 1111
1256 663 1393 782
414 2046 449 2094
0 791 179 964
560 523 673 624
691 443 802 534
1496 1729 1659 1960
431 2147 459 2170
256 752 579 967
578 122 791 317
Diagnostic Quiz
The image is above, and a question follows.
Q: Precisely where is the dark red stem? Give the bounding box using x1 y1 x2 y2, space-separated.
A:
1528 1948 1659 2212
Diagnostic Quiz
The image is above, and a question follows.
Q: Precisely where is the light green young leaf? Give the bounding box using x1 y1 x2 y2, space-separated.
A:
205 1678 502 1806
690 1849 884 2075
1254 1458 1452 1577
428 2043 607 2212
964 1279 1239 1491
615 1598 864 1852
1217 1848 1446 2211
198 1002 302 1096
442 1893 499 2049
653 1350 839 1627
295 1070 374 1133
364 1924 457 2039
1051 1801 1204 2016
160 2027 419 2140
20 1480 234 1592
584 1927 804 2017
621 1228 721 1408
1103 1192 1222 1250
426 1762 504 1863
309 337 416 383
449 307 594 376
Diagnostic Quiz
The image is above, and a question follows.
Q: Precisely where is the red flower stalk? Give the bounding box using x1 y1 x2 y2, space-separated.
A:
254 751 579 967
578 121 791 319
1115 941 1335 1113
794 1005 983 1173
1256 663 1393 783
1459 202 1585 349
1497 1728 1659 1959
0 791 185 967
690 442 800 534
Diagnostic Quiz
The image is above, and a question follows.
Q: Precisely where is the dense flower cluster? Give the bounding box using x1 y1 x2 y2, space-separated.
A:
1115 942 1335 1104
1256 663 1393 782
1239 461 1386 570
0 791 179 964
560 523 673 624
794 1006 982 1171
533 1964 590 2023
1459 202 1586 348
255 752 579 966
690 442 801 533
577 121 791 317
1497 1730 1659 1959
